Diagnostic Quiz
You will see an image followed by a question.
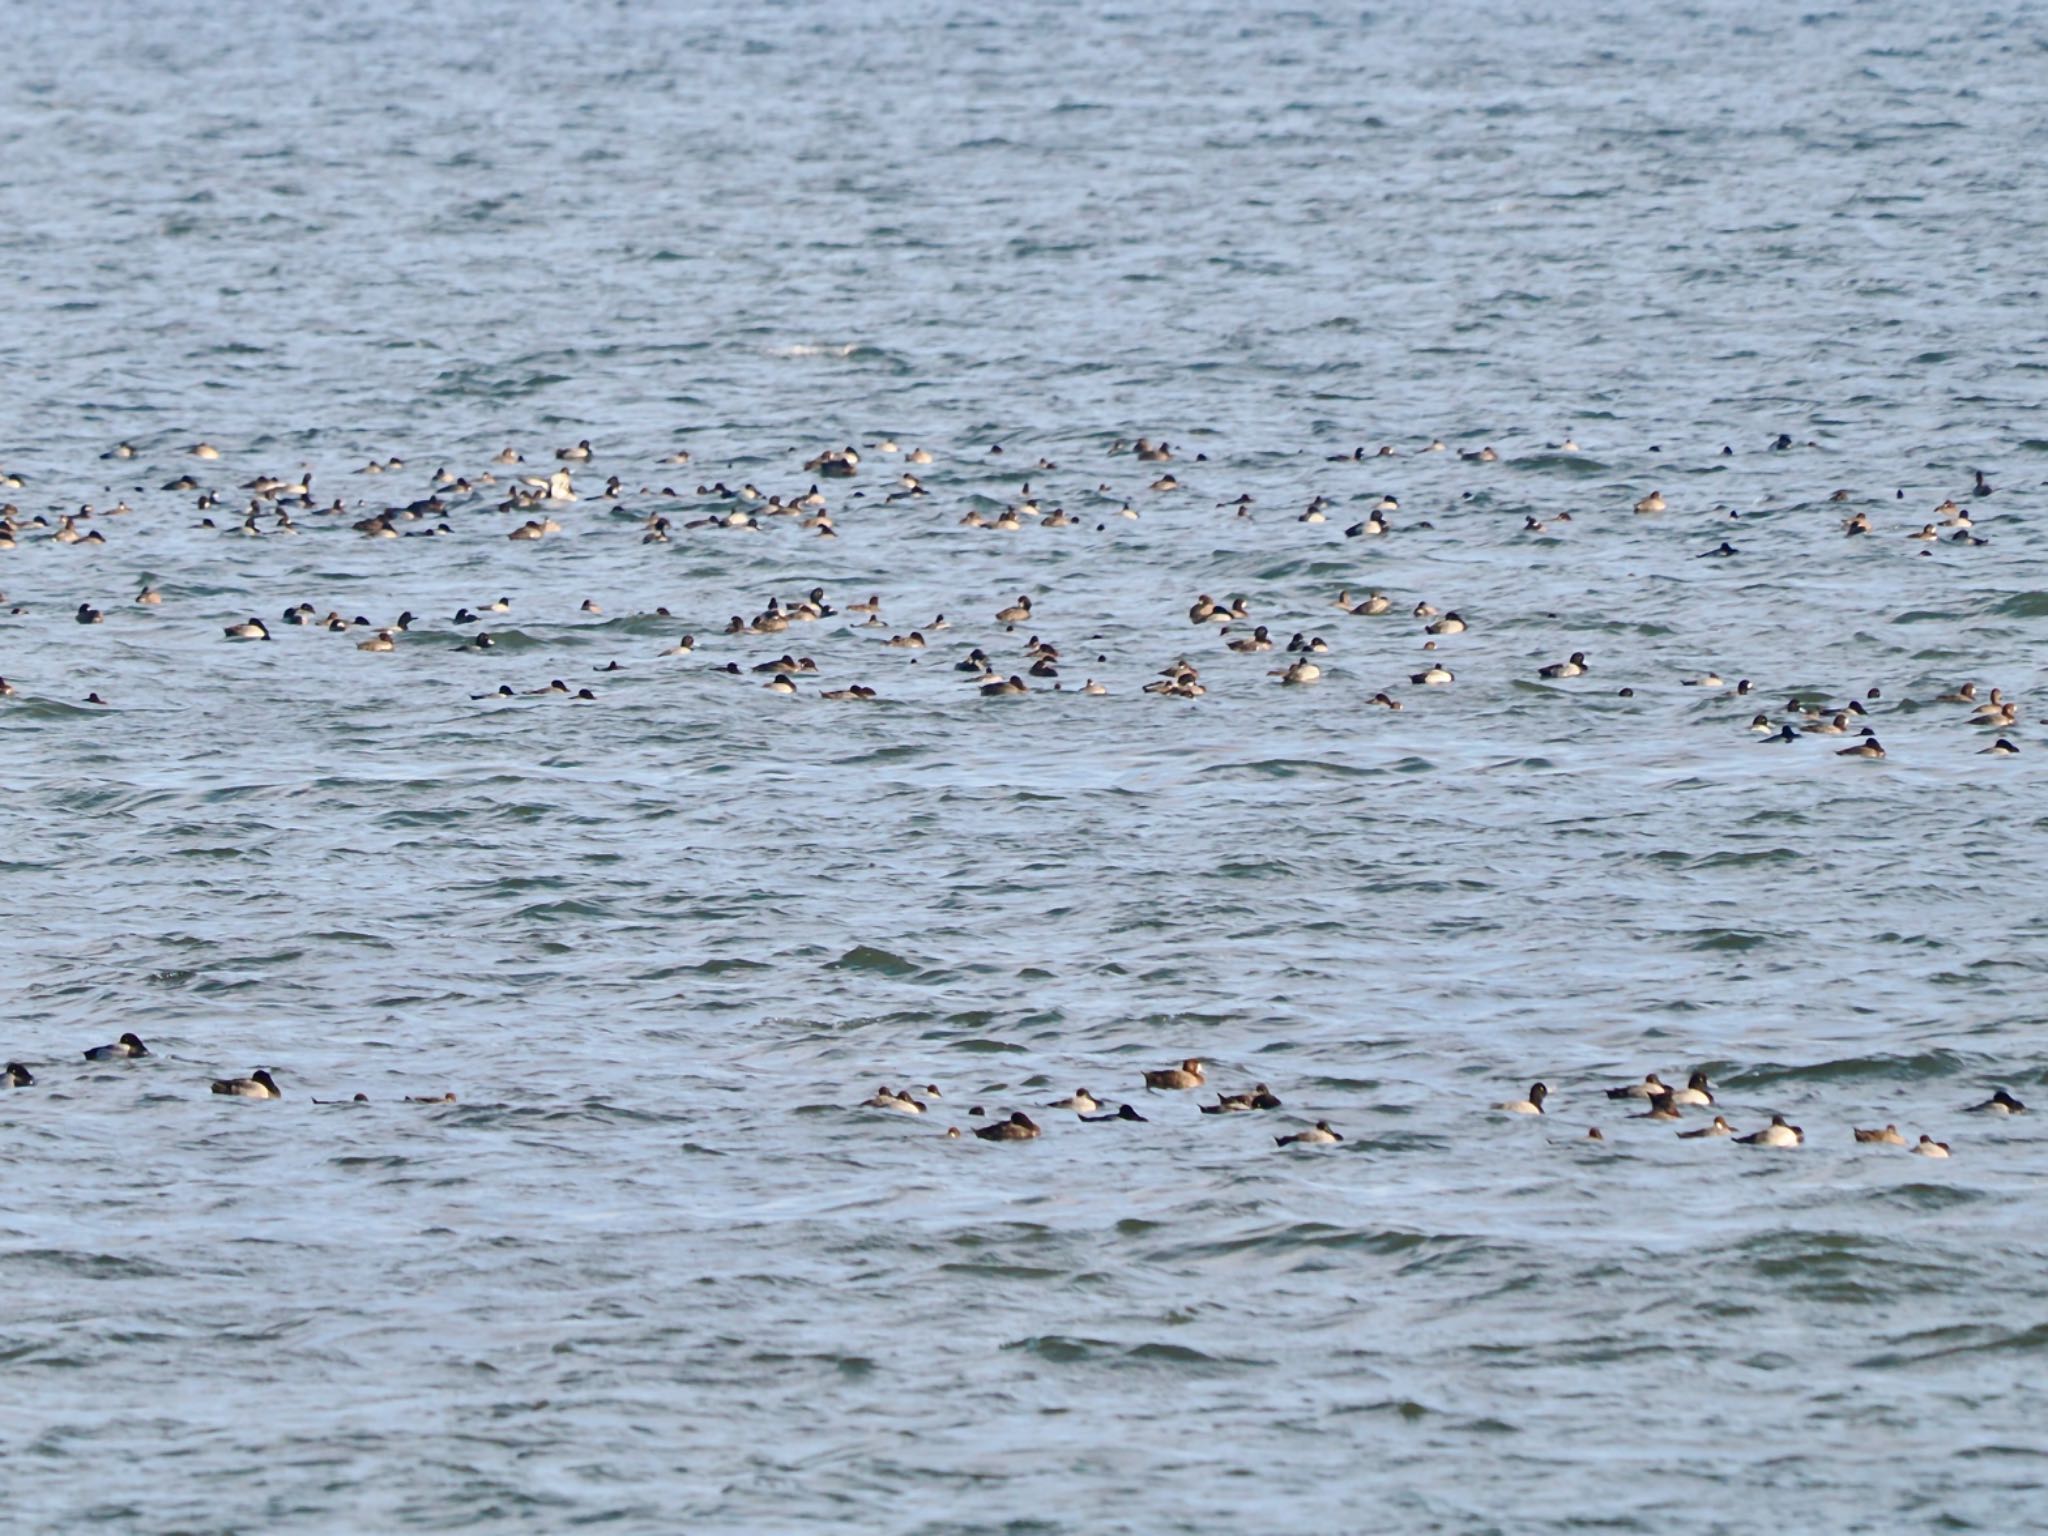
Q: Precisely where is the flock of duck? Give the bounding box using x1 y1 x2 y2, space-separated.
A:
3 1033 450 1105
0 433 2028 763
864 1058 2027 1157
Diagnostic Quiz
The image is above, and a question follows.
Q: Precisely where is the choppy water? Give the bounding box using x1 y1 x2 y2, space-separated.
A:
4 0 2047 1529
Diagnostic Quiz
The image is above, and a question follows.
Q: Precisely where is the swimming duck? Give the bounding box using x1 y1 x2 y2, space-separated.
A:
1837 734 1885 759
980 675 1029 696
84 1033 150 1060
556 439 593 461
995 595 1034 624
1226 625 1273 653
1276 659 1321 685
356 628 397 653
1980 738 2020 756
1143 1059 1205 1090
76 602 104 624
1937 682 1978 704
1669 1071 1714 1107
1677 1116 1735 1139
1735 1114 1803 1147
1081 1104 1149 1122
973 1111 1041 1141
1275 1121 1343 1146
1424 611 1466 635
1630 1093 1682 1121
1349 591 1392 615
886 632 926 649
1749 713 1775 733
1494 1082 1548 1114
1633 490 1666 514
1539 652 1587 678
1371 692 1403 709
1966 1088 2025 1114
1912 1135 1951 1158
1411 663 1454 685
4 1062 33 1087
211 1069 282 1099
1853 1124 1906 1145
864 1086 925 1114
1200 1085 1282 1114
1606 1073 1670 1100
763 676 798 695
1047 1089 1102 1112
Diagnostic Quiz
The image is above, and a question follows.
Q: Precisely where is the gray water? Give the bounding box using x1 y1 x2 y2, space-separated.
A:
3 0 2047 1529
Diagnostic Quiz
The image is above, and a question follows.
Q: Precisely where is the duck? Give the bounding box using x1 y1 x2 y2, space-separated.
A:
995 595 1034 624
211 1069 282 1099
980 675 1029 696
1370 692 1403 710
886 632 927 649
1348 591 1392 615
1837 734 1886 759
555 439 594 461
1081 1104 1149 1123
1630 1093 1683 1121
1606 1073 1670 1100
1912 1135 1951 1158
1677 1116 1735 1139
864 1086 924 1114
1748 713 1775 733
1200 1085 1282 1114
1494 1082 1548 1114
1966 1088 2025 1114
356 628 397 653
1424 611 1466 635
973 1111 1041 1141
76 602 104 624
1633 490 1666 514
1143 1059 1205 1090
1669 1071 1715 1107
1853 1124 1906 1145
4 1062 33 1087
1980 738 2020 756
1936 682 1978 704
1047 1089 1102 1112
1275 1121 1343 1146
1735 1114 1803 1147
1539 652 1588 678
1226 625 1273 653
1275 659 1320 685
1411 663 1454 685
84 1033 150 1060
